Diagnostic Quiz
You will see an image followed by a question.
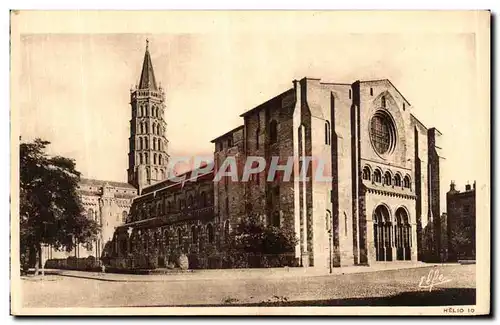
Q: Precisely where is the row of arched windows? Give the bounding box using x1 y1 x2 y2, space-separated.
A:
137 137 164 151
137 104 161 118
137 191 211 220
362 166 411 189
128 220 232 256
137 152 164 165
138 121 163 136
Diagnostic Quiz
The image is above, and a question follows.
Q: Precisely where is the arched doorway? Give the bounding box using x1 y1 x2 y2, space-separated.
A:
373 205 393 261
395 207 411 260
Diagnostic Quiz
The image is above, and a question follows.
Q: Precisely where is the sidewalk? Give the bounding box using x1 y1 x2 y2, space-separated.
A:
40 262 451 283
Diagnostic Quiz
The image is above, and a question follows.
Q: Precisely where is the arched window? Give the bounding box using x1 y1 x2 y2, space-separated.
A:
158 139 161 151
270 120 278 143
152 138 156 151
403 176 411 189
272 211 280 227
200 191 206 207
395 207 411 260
177 228 182 245
154 168 158 179
158 154 163 165
191 225 198 244
139 153 144 164
137 138 141 150
207 224 214 243
381 95 386 108
160 169 165 180
145 123 149 134
373 169 382 183
157 124 161 135
373 205 392 261
140 106 144 117
325 121 331 145
394 174 402 187
325 210 332 232
153 153 157 165
362 166 371 181
140 123 144 134
384 172 392 186
145 138 149 150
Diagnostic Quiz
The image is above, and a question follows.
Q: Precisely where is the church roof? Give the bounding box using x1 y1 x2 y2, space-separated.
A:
138 40 158 91
79 178 137 189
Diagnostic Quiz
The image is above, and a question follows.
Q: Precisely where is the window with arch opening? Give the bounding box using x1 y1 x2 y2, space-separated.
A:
207 224 214 243
177 228 182 245
362 166 371 181
271 211 280 227
381 95 386 108
200 191 206 207
373 169 382 183
403 176 411 189
394 174 402 187
191 225 198 244
384 172 392 186
325 121 331 145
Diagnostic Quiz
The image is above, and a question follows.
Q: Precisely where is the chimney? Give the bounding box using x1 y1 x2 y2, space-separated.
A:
449 180 456 192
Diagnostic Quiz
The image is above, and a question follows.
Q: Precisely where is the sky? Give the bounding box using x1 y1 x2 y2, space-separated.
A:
17 12 488 208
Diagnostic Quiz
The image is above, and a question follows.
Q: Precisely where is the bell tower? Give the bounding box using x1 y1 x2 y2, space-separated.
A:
127 40 170 192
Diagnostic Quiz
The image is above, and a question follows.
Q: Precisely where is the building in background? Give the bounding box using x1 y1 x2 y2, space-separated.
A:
446 181 476 261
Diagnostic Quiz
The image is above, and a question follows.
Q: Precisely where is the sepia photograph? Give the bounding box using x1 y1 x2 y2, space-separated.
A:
9 10 490 316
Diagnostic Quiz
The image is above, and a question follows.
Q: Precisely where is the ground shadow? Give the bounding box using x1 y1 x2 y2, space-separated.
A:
156 288 475 307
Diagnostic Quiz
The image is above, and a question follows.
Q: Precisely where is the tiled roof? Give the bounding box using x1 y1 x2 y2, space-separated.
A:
79 178 137 190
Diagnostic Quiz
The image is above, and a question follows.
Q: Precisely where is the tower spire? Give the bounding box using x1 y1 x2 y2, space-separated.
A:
138 39 157 91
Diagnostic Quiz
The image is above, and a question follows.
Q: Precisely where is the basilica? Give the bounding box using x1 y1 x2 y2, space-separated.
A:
45 41 444 270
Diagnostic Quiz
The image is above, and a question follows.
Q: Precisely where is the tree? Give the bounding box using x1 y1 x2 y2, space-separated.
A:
20 138 100 274
230 215 298 255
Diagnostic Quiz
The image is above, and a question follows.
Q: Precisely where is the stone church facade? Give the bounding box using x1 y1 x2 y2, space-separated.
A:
46 42 445 270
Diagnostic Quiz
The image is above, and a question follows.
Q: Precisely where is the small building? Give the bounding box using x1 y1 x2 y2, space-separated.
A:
446 181 476 261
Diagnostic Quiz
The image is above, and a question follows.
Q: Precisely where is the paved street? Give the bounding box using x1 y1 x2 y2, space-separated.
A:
20 264 475 308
